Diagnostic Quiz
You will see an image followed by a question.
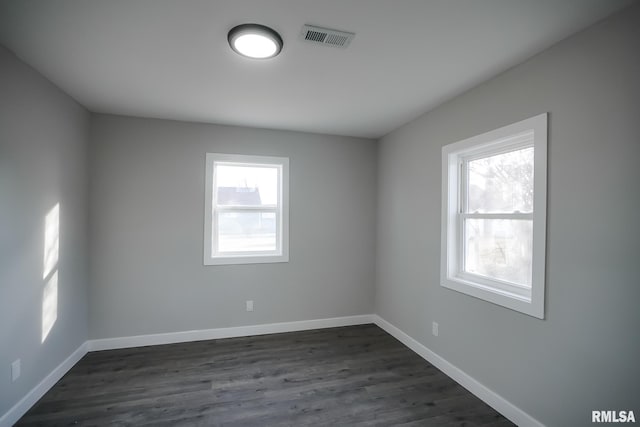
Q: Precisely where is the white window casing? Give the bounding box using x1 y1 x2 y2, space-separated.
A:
441 113 547 318
204 153 289 266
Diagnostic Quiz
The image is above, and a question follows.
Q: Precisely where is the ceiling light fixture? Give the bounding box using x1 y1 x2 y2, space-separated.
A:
228 24 283 59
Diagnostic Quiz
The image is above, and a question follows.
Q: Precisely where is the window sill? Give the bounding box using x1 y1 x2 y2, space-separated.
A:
204 254 289 266
441 275 543 319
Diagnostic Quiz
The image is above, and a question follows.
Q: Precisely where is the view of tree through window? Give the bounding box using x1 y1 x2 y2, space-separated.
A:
464 146 534 287
467 147 534 213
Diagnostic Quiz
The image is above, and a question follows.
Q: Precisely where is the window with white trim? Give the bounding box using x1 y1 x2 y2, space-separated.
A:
441 114 547 318
204 153 289 265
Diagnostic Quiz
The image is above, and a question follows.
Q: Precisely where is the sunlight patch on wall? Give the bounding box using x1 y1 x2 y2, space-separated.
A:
42 203 60 343
43 203 59 280
42 271 58 342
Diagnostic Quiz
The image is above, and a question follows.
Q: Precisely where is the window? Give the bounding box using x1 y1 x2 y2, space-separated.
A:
441 114 547 318
204 153 289 265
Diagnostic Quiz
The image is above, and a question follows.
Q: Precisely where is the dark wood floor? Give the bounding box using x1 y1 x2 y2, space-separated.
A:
17 324 514 426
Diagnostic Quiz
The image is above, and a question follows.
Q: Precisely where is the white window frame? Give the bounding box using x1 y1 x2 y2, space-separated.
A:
441 113 547 319
204 153 289 266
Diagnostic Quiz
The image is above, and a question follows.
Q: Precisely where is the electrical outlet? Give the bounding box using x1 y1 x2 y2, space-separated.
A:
246 300 254 312
432 322 439 337
11 359 20 382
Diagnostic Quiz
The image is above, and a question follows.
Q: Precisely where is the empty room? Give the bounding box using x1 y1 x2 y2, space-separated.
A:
1 1 639 426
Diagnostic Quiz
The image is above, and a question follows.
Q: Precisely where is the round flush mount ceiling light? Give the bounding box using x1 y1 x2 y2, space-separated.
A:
228 24 283 59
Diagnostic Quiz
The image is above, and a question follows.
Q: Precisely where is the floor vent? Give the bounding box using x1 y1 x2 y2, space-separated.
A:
300 25 355 48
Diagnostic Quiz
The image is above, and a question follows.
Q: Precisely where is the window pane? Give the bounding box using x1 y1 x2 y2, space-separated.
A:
217 211 277 253
216 164 278 206
467 147 534 213
464 219 532 287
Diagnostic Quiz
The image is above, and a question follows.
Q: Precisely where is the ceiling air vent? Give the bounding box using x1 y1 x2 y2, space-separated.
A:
300 25 355 48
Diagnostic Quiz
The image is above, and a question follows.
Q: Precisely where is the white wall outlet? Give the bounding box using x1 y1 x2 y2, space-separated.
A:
246 300 254 312
11 359 20 382
432 321 439 337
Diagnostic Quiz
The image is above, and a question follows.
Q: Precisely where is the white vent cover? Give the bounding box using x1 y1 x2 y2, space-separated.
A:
300 25 355 48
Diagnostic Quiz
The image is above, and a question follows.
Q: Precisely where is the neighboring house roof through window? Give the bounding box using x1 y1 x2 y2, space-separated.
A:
217 187 262 206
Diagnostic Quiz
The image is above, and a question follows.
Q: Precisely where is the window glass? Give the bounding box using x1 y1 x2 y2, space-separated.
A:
464 218 533 287
467 147 534 213
216 165 278 206
217 211 277 253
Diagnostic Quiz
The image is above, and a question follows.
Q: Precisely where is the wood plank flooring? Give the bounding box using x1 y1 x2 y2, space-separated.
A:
17 324 514 426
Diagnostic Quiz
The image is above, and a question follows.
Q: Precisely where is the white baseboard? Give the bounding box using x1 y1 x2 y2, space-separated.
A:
372 315 544 427
0 342 88 427
88 314 375 352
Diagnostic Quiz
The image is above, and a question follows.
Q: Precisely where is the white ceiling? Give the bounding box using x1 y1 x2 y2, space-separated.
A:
0 0 634 138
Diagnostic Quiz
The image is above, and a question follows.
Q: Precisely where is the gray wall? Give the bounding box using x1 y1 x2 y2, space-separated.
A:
376 6 640 427
89 115 376 339
0 46 89 416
